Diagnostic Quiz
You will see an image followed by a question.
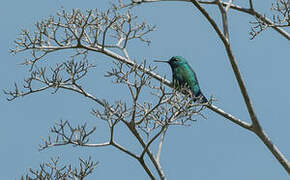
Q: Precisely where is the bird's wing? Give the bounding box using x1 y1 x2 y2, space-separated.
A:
188 65 200 85
186 65 201 94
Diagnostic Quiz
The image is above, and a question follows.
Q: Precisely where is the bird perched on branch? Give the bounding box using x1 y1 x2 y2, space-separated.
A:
155 56 207 103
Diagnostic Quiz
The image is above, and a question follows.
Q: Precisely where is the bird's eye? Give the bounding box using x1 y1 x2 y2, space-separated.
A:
172 58 178 62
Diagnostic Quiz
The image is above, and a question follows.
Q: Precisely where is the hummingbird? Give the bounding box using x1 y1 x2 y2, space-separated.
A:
155 56 207 103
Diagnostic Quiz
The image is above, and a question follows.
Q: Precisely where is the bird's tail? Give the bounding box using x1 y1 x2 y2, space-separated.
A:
195 92 208 103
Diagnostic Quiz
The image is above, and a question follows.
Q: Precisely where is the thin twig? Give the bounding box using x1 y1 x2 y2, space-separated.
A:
216 0 230 39
225 0 233 12
249 0 254 10
156 127 168 163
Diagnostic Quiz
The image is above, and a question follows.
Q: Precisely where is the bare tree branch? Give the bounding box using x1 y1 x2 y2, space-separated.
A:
121 0 290 174
124 0 290 40
20 157 98 180
10 48 205 179
206 104 252 130
250 0 290 39
8 2 290 178
188 0 290 174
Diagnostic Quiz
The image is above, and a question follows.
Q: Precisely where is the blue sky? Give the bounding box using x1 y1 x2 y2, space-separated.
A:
1 0 289 179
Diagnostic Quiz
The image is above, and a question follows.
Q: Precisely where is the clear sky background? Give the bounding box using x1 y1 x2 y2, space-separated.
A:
1 0 289 179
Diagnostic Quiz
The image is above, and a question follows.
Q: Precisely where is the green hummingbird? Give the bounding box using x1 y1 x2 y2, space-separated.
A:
155 56 207 103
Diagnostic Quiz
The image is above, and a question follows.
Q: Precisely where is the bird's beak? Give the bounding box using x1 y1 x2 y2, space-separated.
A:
154 60 168 63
